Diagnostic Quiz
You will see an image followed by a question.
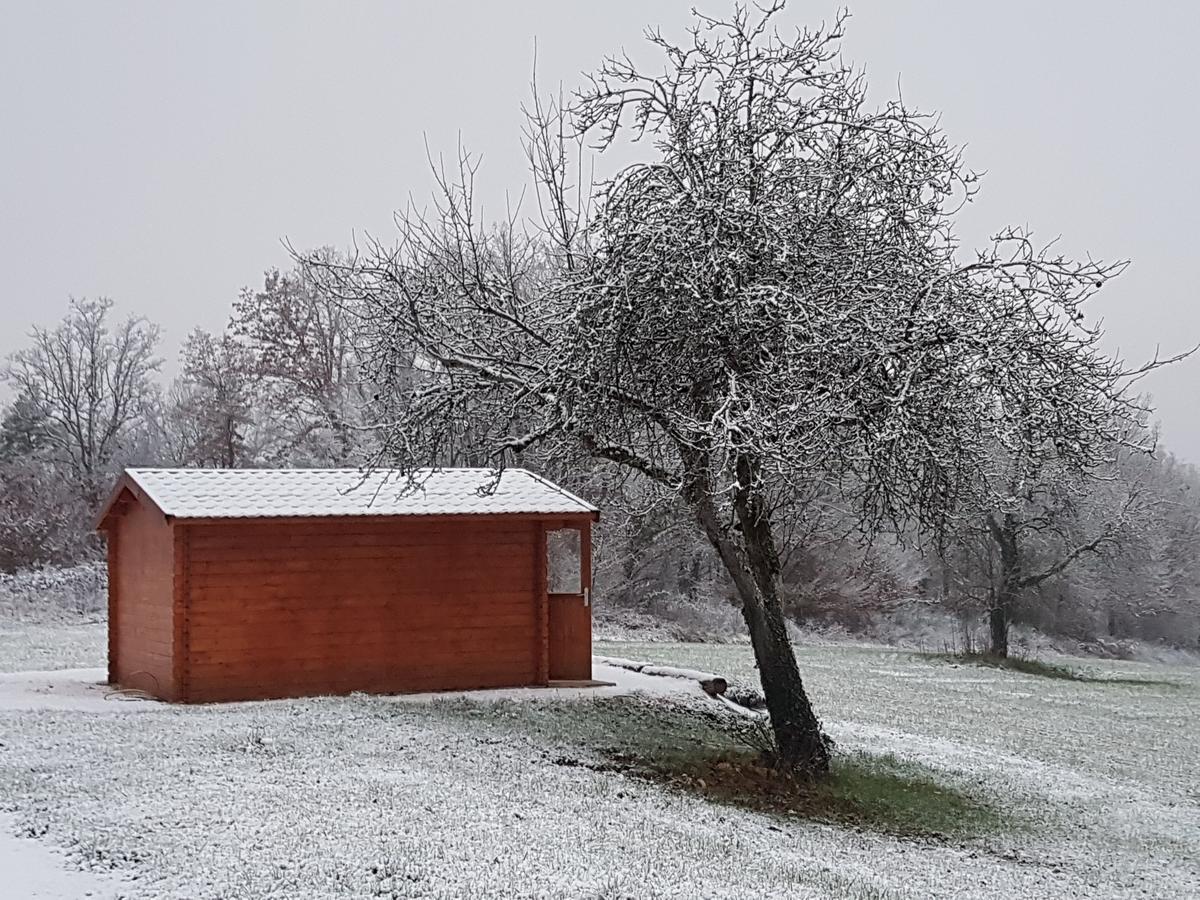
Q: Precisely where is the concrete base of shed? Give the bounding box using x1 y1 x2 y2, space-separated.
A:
548 679 616 688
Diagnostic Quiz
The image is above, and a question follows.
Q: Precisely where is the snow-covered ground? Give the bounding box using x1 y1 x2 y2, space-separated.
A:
0 628 1197 899
0 622 106 674
0 811 120 899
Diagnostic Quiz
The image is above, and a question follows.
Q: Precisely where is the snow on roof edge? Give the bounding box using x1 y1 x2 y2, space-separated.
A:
517 468 599 515
115 466 598 521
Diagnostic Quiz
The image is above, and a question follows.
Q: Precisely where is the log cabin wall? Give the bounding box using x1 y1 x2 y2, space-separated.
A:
180 516 543 702
109 498 177 698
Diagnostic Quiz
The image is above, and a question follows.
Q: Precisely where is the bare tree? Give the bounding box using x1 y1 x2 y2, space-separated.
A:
1050 446 1200 650
1107 452 1200 647
2 297 161 506
980 449 1141 657
300 4 1163 775
170 329 261 468
231 256 364 464
929 421 1200 656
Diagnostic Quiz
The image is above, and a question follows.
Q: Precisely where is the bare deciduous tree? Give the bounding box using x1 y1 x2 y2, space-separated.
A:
982 454 1139 657
231 256 363 464
2 296 161 506
928 420 1200 656
170 328 261 468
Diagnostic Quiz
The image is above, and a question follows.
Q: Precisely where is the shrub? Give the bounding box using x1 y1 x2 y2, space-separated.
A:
0 562 107 625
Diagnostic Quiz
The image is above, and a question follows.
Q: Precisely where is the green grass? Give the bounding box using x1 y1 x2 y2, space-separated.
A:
805 751 1005 838
419 694 1008 840
922 651 1179 686
632 743 1007 839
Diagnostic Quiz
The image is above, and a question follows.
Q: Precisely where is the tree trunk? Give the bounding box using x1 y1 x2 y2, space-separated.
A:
738 584 830 773
987 513 1021 658
328 404 354 466
684 452 829 776
223 416 237 468
988 603 1009 658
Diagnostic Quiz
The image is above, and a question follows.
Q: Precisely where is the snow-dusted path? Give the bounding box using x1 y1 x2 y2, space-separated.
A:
0 667 164 713
396 660 707 703
0 814 120 899
0 662 698 714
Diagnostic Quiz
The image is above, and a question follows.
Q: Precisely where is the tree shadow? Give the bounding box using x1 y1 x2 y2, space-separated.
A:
918 651 1180 687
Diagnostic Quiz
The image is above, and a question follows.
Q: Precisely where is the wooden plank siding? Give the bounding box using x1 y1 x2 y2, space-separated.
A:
109 497 177 698
172 525 191 701
180 518 543 702
106 521 119 686
547 593 592 680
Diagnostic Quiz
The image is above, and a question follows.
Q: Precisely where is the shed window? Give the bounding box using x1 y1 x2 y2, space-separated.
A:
547 528 582 594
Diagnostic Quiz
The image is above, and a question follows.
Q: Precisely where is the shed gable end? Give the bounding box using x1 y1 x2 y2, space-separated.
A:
108 494 177 698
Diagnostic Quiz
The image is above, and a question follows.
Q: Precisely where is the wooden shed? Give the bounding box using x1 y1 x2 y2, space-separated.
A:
94 467 598 703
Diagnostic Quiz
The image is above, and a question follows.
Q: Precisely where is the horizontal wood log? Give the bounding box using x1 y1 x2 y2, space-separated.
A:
178 666 545 693
187 607 535 627
188 628 537 657
189 653 536 678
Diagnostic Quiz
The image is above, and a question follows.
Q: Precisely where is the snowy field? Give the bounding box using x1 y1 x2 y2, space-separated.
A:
0 627 1197 899
0 622 105 674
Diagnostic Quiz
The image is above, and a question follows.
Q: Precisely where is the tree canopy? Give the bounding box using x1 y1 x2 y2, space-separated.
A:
297 4 1176 773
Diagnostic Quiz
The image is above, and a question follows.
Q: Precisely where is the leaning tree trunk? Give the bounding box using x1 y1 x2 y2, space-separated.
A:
684 453 829 776
738 581 830 774
680 451 829 775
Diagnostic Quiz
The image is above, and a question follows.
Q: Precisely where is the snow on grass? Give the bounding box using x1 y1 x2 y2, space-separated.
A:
0 564 106 626
0 626 1197 898
0 564 106 673
3 690 904 899
598 640 1200 897
0 622 105 673
0 812 122 899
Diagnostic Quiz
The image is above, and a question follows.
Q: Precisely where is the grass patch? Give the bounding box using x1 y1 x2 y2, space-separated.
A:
922 651 1178 686
964 653 1082 680
635 745 1006 839
417 694 1007 840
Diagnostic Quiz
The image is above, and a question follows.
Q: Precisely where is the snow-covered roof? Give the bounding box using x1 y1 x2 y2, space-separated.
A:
111 467 597 521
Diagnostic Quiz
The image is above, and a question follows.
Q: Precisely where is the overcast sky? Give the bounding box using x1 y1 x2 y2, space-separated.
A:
2 1 1198 457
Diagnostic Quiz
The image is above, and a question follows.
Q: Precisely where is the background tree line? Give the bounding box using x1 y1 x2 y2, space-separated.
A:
4 264 1198 656
0 264 364 570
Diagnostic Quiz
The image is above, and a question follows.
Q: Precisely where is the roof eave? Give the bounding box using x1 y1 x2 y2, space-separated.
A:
92 471 170 531
162 509 597 527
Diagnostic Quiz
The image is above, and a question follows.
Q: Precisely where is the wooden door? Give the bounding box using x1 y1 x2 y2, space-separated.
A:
545 525 592 681
548 591 591 680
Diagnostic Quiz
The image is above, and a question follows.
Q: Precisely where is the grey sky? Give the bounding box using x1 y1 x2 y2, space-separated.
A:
2 1 1198 457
